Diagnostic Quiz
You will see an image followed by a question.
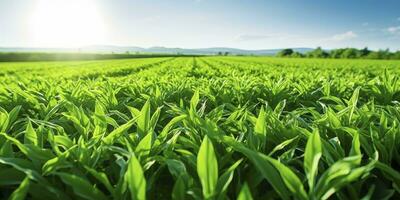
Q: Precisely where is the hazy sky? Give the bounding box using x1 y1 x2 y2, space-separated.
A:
1 0 400 50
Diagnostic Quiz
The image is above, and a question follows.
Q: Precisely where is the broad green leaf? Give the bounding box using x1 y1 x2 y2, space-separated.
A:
0 157 69 200
1 133 54 162
42 149 73 175
375 161 400 190
252 106 267 149
222 136 307 200
149 106 161 131
313 155 371 199
0 168 25 186
268 136 298 156
137 100 151 138
7 106 22 130
190 90 200 110
349 131 361 164
304 130 322 191
125 153 146 200
103 119 135 145
237 183 253 200
135 131 154 158
166 159 187 178
216 159 243 196
348 87 360 124
254 106 266 136
159 115 187 140
0 140 14 157
57 172 107 200
9 177 30 200
172 175 186 200
84 166 114 194
197 135 218 199
24 120 38 146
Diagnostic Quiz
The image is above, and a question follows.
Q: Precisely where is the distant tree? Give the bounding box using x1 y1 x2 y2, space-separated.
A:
291 52 304 58
329 48 344 58
224 52 229 56
126 51 130 54
341 48 358 58
306 47 329 58
392 51 400 59
217 52 223 56
359 47 371 57
273 46 399 60
277 49 294 57
367 49 391 59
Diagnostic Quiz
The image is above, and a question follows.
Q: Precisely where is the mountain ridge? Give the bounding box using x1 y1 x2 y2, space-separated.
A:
0 45 314 55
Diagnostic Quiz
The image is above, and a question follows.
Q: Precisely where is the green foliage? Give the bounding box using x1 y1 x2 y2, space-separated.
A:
0 56 400 199
276 47 400 60
197 135 218 199
277 49 294 57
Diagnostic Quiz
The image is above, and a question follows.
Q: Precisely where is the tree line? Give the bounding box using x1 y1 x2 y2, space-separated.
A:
277 47 400 60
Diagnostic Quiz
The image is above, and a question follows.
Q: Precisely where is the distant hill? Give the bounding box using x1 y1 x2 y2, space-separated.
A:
0 45 314 55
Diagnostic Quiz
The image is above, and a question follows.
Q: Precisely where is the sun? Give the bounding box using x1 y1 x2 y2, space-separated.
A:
29 0 106 48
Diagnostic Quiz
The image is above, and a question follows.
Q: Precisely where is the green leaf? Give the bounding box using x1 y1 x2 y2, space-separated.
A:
268 136 298 156
254 106 266 136
149 107 161 131
166 159 187 179
252 106 267 149
349 131 361 164
348 87 360 124
197 135 218 199
0 157 69 200
304 130 322 191
159 115 187 140
56 172 107 200
0 140 14 157
237 183 253 200
42 147 74 175
9 177 30 200
103 119 135 145
8 106 22 130
313 155 373 199
222 136 307 200
125 153 146 200
135 132 154 159
172 175 186 200
216 159 242 196
0 168 25 186
84 166 114 194
137 100 151 138
190 90 200 110
24 120 38 146
375 161 400 190
1 133 54 162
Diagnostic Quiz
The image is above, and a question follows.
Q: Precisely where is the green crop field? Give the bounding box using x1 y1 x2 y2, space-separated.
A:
1 57 400 200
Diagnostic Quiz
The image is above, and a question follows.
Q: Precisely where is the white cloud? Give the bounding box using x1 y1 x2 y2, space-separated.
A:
332 31 358 41
387 26 400 34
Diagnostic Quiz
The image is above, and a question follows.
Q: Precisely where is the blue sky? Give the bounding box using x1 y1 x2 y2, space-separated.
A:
1 0 400 50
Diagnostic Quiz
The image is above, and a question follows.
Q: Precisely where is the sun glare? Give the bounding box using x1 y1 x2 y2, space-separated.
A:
29 0 106 48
